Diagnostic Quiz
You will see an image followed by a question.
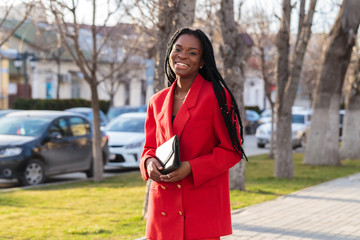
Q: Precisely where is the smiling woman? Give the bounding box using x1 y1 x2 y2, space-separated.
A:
140 28 247 240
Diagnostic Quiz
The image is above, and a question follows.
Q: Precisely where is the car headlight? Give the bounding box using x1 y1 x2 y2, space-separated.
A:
125 141 143 149
259 129 266 135
0 147 23 158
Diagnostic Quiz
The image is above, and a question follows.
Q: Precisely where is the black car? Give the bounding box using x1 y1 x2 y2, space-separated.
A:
0 110 109 186
245 110 261 134
0 109 21 118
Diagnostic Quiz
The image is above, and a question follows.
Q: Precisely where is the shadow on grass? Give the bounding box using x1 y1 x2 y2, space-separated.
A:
245 189 283 196
13 171 147 192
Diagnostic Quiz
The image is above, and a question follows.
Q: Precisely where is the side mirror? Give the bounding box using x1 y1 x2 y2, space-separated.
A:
49 132 62 139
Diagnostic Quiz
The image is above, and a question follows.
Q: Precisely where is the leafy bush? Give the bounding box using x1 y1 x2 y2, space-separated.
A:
13 98 111 114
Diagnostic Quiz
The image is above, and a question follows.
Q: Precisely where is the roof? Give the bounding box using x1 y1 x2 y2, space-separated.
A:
65 107 92 112
5 110 85 119
117 112 147 118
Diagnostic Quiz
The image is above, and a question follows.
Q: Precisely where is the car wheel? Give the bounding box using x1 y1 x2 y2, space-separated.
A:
86 159 94 178
257 143 265 148
20 160 45 186
301 134 307 148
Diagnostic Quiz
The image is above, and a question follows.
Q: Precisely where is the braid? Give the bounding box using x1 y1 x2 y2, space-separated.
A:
165 28 247 161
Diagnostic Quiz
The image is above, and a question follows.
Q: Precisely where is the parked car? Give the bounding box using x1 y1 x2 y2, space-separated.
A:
245 110 260 134
0 110 109 186
107 105 147 121
64 107 109 127
255 109 312 149
104 112 146 168
258 109 275 124
258 107 304 125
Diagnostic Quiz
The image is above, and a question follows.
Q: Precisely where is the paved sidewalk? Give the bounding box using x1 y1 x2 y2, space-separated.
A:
223 173 360 240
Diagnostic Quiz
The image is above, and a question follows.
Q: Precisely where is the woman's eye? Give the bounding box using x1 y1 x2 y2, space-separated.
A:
189 52 196 56
174 48 181 52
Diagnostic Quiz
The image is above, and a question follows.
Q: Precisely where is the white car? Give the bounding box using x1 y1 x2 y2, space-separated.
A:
255 109 312 149
104 112 146 168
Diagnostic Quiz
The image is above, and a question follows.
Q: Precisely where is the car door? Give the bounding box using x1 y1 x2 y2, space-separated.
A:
42 117 74 174
67 116 92 170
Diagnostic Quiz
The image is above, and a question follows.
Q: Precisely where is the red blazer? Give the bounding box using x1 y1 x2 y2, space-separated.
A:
140 74 242 240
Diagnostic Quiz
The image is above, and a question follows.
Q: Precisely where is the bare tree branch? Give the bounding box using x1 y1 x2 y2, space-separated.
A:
0 2 35 47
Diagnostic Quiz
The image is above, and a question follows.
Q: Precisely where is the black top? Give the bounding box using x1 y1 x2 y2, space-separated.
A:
172 115 176 124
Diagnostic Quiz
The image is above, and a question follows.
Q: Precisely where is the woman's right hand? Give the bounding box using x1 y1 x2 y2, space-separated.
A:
145 158 163 182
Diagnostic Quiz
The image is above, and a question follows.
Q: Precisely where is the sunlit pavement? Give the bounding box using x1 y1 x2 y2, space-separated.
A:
223 172 360 239
222 137 360 240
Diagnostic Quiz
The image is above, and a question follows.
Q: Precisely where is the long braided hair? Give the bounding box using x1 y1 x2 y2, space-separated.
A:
164 27 247 160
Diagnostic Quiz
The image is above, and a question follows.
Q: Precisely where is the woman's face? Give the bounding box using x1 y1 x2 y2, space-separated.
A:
169 34 204 80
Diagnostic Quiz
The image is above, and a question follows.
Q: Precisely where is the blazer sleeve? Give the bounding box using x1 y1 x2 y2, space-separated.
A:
189 90 243 187
139 100 157 181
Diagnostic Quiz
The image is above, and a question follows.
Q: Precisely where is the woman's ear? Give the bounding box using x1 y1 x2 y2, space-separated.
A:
200 59 204 69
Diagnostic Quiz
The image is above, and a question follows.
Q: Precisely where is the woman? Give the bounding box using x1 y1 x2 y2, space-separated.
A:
140 28 246 240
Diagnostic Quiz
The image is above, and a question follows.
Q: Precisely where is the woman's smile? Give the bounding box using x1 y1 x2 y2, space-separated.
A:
175 62 189 69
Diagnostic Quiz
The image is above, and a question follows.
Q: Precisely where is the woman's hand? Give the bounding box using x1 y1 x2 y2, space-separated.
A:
160 161 192 182
145 158 163 182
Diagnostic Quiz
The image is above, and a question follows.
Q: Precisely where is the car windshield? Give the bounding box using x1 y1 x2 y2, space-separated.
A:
106 117 145 133
107 108 138 120
292 114 305 124
0 117 49 136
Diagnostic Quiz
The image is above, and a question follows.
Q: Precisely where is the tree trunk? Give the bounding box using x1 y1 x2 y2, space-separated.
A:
218 0 252 190
154 1 172 92
56 58 61 99
340 47 360 159
275 0 317 178
90 82 104 181
153 0 196 92
340 93 360 159
304 0 360 165
110 93 115 107
269 106 275 158
274 0 292 178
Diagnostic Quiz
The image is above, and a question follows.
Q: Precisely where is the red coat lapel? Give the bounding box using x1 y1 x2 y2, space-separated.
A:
173 74 205 138
156 82 176 140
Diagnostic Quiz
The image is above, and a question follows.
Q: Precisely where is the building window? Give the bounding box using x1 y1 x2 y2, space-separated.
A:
141 79 146 105
46 78 52 99
71 79 81 98
125 81 130 105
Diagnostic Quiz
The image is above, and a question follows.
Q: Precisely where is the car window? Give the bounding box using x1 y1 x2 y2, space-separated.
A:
107 107 138 120
292 114 305 124
339 112 344 124
69 117 90 136
99 111 108 122
48 118 70 137
106 117 145 133
0 117 49 136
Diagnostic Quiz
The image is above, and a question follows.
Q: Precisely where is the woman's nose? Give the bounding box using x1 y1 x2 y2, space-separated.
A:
177 52 187 59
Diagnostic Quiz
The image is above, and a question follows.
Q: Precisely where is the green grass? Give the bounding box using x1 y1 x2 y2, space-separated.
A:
1 153 359 240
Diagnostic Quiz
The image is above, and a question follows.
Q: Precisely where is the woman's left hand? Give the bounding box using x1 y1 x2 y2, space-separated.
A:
160 161 192 182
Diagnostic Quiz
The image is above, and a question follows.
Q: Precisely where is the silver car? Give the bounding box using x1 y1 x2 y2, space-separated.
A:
255 109 312 149
105 112 146 168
